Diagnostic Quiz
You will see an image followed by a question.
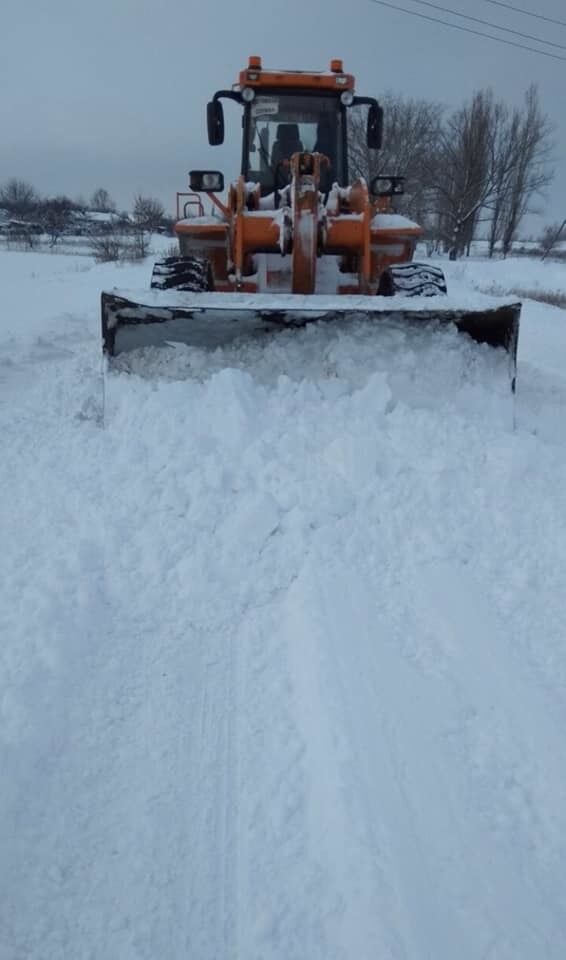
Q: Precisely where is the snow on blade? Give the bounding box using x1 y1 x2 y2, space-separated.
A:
103 283 519 319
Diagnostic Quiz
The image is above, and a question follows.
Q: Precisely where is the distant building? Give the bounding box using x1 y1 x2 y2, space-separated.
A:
71 210 131 235
0 216 42 236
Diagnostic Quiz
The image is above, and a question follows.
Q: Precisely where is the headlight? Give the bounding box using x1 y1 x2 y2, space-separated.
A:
340 90 354 106
202 172 223 190
189 170 225 193
370 175 405 197
242 86 256 102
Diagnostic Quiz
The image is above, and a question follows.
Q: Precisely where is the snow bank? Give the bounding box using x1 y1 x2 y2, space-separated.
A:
446 255 566 299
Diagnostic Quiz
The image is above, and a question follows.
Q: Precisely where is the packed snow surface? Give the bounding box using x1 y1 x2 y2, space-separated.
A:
1 249 566 959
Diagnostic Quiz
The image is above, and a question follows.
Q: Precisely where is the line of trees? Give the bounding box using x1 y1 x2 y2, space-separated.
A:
349 84 555 258
0 180 172 252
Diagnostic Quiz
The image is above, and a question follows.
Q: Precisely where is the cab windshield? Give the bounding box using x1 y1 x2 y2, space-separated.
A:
245 93 343 193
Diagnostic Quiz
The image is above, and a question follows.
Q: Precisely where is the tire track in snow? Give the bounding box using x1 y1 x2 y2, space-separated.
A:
411 561 566 945
283 556 566 958
231 548 335 959
283 564 461 959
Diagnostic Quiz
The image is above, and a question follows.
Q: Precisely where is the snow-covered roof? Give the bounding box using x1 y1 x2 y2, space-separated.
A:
79 210 123 223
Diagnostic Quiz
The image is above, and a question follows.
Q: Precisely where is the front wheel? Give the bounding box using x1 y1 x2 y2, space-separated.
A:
377 262 447 298
150 255 213 292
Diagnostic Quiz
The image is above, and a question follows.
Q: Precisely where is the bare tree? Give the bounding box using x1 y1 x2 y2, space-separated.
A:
0 178 40 218
39 196 75 247
88 224 124 262
432 90 502 258
350 90 497 256
122 194 165 261
498 86 554 257
6 222 40 250
348 85 554 260
90 187 116 213
125 229 150 260
348 93 443 227
486 105 520 258
132 194 165 232
539 219 566 261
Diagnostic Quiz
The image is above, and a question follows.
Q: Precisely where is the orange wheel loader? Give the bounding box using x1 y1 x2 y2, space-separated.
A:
101 57 520 387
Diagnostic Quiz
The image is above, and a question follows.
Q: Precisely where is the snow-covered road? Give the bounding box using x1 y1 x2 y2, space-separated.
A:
1 250 566 959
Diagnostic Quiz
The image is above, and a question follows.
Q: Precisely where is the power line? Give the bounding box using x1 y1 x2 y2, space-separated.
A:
368 0 566 62
407 0 566 51
482 0 566 30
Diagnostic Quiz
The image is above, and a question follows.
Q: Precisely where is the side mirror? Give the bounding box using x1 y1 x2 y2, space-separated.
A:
370 175 405 198
367 103 384 150
189 170 225 192
207 100 225 146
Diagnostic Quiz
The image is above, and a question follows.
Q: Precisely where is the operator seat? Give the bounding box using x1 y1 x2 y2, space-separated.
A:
271 124 304 168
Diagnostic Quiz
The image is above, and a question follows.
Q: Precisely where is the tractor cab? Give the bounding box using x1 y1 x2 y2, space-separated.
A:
206 57 384 195
245 93 344 194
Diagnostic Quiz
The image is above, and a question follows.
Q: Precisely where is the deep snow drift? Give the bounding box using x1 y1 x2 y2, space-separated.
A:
1 248 566 960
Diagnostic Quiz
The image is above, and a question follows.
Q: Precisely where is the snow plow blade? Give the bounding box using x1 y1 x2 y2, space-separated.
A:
101 289 520 385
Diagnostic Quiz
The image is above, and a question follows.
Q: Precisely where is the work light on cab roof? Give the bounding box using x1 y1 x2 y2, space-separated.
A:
100 56 521 392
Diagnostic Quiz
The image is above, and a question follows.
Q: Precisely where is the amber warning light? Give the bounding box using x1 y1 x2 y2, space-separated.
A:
330 58 344 73
248 56 262 69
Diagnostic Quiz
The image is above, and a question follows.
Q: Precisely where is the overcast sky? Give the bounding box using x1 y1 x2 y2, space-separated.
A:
1 0 564 231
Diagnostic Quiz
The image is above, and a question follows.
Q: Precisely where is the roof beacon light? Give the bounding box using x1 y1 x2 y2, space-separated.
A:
330 58 344 73
248 56 262 70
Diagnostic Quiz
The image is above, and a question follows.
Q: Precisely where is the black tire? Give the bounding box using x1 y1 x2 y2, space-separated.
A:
150 255 213 292
377 262 447 298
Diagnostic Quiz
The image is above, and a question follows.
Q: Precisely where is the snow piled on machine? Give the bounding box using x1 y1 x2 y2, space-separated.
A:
1 249 566 960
